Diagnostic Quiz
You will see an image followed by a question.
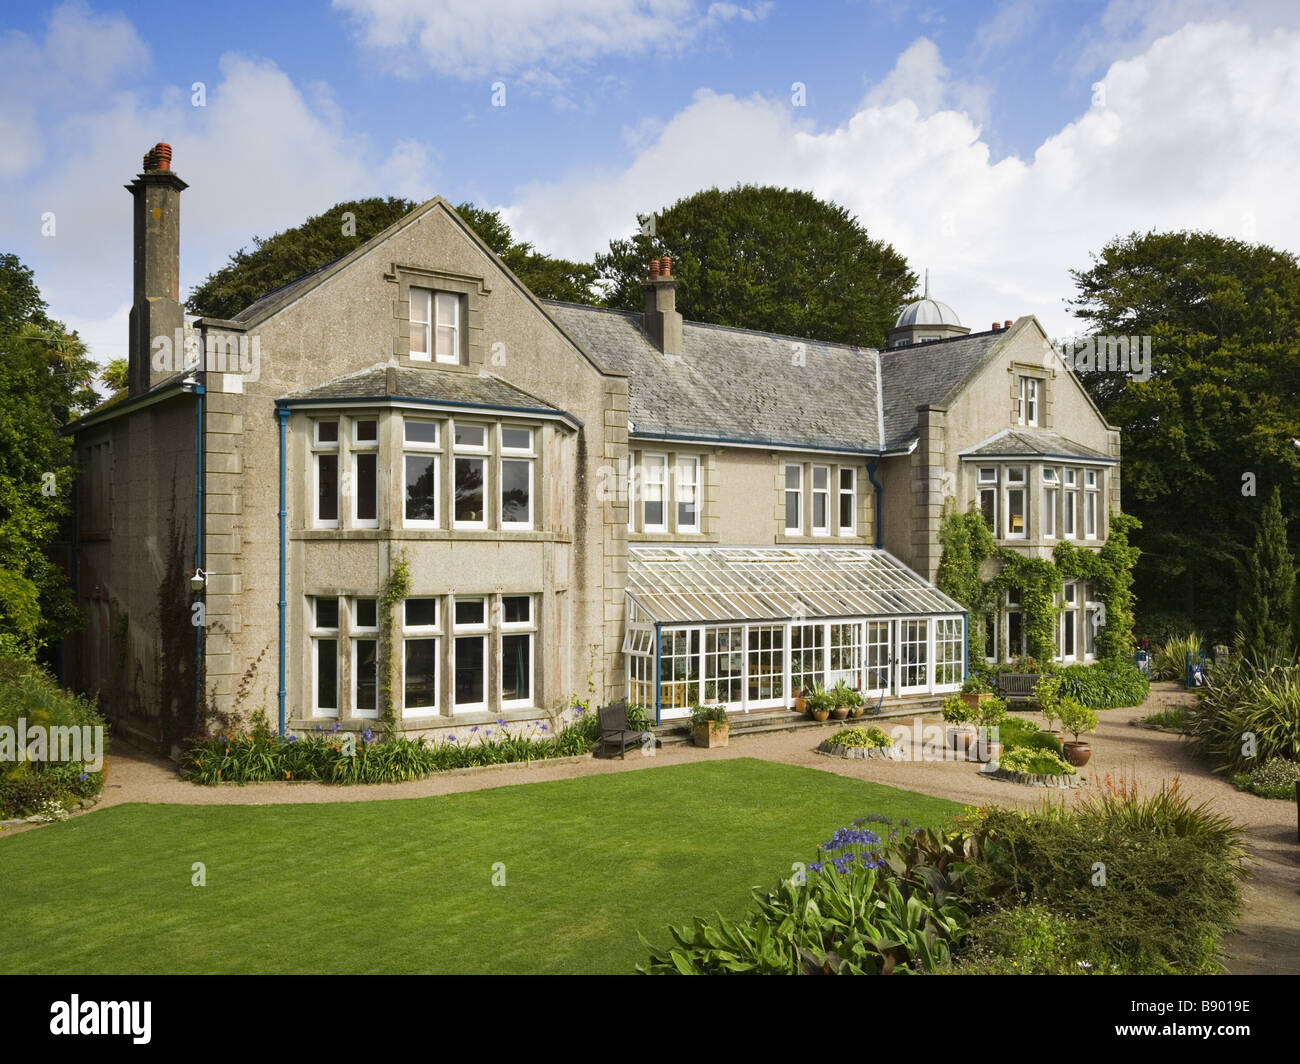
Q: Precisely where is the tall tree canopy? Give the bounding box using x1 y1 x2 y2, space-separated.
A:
187 198 597 319
1235 485 1296 658
0 253 97 657
1067 230 1300 640
595 185 916 348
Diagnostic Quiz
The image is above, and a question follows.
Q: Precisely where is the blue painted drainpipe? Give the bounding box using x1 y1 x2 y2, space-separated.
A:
194 382 205 723
866 459 884 548
277 406 289 737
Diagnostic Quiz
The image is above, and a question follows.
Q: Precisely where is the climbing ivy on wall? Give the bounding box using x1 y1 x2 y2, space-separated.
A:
937 506 1141 664
378 551 411 728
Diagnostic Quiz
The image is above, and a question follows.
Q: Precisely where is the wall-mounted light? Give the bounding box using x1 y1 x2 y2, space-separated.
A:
190 567 208 592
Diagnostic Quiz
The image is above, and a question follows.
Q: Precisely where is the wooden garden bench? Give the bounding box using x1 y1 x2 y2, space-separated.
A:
996 673 1038 709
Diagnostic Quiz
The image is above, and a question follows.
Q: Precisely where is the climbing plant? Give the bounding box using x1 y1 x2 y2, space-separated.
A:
378 551 411 729
935 507 998 655
937 506 1141 665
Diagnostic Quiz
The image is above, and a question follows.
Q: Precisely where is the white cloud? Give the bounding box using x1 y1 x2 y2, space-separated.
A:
331 0 770 79
863 37 989 122
506 19 1300 339
1 11 438 365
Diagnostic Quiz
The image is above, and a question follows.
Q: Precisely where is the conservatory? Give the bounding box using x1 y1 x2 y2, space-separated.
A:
624 546 968 722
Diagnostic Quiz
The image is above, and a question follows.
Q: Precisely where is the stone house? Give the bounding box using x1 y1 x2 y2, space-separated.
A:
63 145 1121 746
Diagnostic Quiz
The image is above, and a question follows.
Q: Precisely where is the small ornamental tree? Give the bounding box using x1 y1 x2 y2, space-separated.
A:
1234 486 1296 660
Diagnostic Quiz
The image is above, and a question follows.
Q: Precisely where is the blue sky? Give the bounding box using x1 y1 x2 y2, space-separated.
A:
3 0 1299 365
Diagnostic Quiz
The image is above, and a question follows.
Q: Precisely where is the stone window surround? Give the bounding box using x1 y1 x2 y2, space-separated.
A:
775 455 872 544
298 591 545 724
966 459 1108 545
1008 362 1054 430
387 264 491 370
295 408 550 536
627 446 717 542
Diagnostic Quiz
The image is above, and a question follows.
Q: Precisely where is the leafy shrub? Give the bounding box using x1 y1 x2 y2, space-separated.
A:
825 726 893 749
973 780 1246 973
1058 698 1098 741
1152 632 1204 682
181 715 593 786
941 694 978 726
1186 655 1300 771
1053 660 1149 709
639 814 974 975
0 657 107 817
1232 757 1300 799
995 717 1062 756
1137 707 1190 731
945 905 1119 974
689 703 728 727
998 747 1074 777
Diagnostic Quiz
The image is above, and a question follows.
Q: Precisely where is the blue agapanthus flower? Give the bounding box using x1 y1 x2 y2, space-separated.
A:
287 734 299 744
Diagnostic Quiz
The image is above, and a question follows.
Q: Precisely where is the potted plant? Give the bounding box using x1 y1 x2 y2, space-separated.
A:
807 682 832 722
792 685 809 715
1033 672 1066 744
960 674 994 712
974 695 1007 766
830 680 854 720
845 687 865 718
1058 697 1098 766
941 694 979 756
690 703 730 748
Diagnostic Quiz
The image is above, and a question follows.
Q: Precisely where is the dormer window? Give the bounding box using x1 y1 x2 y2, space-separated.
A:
410 288 461 364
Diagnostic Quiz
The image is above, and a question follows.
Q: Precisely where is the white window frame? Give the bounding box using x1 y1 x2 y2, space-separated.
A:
643 453 668 533
350 416 379 530
978 467 998 536
811 465 830 536
452 596 489 714
1043 467 1058 540
452 421 490 530
351 597 379 719
309 596 340 718
1018 376 1039 426
838 467 857 536
500 594 535 710
500 425 535 531
1084 468 1100 540
784 464 803 535
409 288 461 365
402 418 441 529
1061 583 1078 662
312 419 340 529
402 598 441 718
675 455 700 534
1004 466 1027 539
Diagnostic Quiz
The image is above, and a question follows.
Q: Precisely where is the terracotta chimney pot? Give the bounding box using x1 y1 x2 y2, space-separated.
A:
660 255 671 278
1004 319 1013 329
649 259 660 279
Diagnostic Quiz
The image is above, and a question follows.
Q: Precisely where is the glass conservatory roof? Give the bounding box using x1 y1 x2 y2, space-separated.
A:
626 546 965 625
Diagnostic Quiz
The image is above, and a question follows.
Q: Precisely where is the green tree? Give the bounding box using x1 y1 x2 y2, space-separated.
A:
595 185 916 348
187 198 597 318
0 253 98 656
1234 486 1296 658
1067 230 1300 640
101 358 128 395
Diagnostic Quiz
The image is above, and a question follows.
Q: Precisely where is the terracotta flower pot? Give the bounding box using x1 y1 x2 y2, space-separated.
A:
946 725 978 756
1063 740 1092 767
811 708 830 722
832 706 850 720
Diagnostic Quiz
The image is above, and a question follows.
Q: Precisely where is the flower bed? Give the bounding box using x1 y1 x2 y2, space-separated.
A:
815 726 898 760
181 709 595 785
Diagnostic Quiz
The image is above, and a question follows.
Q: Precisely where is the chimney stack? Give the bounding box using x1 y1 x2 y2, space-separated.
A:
643 255 682 356
127 142 187 396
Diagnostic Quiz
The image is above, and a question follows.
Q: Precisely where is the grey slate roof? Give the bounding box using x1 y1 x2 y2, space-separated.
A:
548 300 1012 454
230 260 342 324
959 427 1114 463
546 302 889 454
878 330 1006 449
277 363 570 421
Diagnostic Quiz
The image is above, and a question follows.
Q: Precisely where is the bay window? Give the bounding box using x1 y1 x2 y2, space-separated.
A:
1085 469 1100 539
453 596 488 712
978 467 998 535
403 419 440 526
1005 467 1027 538
1063 469 1078 537
352 418 378 528
352 597 379 717
403 598 440 716
313 420 339 527
500 595 534 708
501 426 534 529
1042 467 1058 539
453 422 488 528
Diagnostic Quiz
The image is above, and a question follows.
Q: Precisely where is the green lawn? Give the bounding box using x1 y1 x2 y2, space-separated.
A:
0 758 960 974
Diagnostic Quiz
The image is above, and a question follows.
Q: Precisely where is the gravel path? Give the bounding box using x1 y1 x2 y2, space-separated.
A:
5 682 1295 973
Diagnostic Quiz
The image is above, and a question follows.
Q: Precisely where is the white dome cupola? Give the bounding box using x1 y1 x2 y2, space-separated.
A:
886 270 970 349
